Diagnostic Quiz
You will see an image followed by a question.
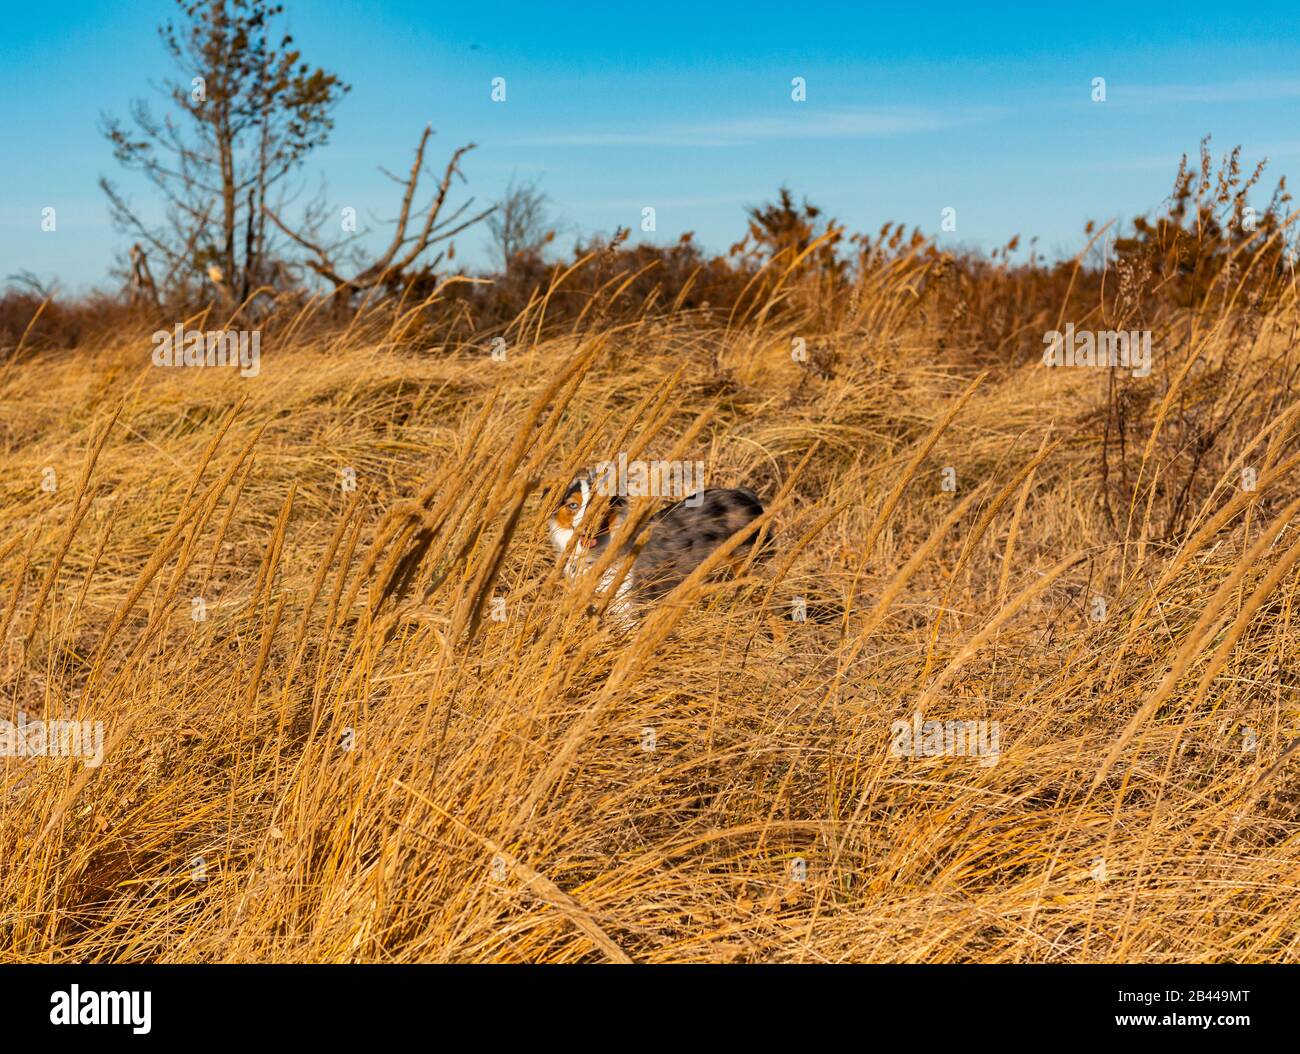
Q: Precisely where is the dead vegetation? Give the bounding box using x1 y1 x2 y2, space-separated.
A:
3 146 1300 963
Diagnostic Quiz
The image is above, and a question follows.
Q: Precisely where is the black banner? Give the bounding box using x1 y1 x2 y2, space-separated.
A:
0 963 1286 1040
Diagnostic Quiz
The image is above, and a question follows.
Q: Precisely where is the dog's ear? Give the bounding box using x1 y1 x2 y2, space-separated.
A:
601 496 629 534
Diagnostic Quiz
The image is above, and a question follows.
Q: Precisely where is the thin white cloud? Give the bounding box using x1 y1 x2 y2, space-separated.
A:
575 193 756 210
511 106 1003 148
1123 78 1300 105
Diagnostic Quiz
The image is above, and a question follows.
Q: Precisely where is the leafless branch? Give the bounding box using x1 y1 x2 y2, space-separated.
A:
264 127 494 296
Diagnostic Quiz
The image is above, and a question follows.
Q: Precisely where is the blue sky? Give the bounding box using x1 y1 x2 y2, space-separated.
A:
4 1 1300 292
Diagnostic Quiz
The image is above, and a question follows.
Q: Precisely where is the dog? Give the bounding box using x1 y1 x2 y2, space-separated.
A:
548 467 768 619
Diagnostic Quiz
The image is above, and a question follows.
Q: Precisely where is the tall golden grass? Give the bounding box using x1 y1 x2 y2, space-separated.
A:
3 235 1300 963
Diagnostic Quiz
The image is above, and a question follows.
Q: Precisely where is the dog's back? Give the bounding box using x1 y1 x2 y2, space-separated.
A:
631 487 767 599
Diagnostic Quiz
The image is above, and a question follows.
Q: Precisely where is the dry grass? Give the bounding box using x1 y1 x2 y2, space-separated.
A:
4 258 1300 963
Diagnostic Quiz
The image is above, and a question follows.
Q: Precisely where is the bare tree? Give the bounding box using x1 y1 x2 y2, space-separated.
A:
129 244 161 306
99 0 349 302
487 177 551 274
264 125 494 300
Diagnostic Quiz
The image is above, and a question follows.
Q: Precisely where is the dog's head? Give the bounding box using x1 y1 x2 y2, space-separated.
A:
548 467 626 560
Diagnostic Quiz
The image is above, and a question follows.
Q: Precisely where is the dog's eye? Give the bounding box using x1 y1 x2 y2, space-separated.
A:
566 500 580 510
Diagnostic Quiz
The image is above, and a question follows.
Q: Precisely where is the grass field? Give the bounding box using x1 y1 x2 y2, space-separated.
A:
4 229 1300 963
